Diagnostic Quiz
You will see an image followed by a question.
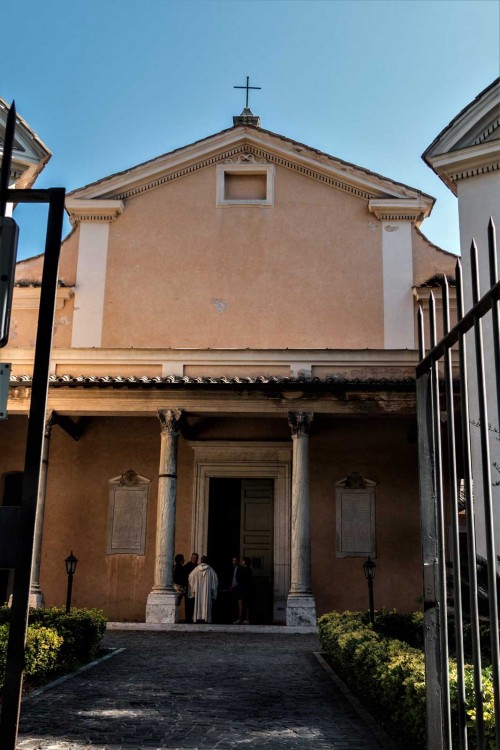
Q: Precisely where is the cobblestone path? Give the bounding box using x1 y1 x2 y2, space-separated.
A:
17 630 384 750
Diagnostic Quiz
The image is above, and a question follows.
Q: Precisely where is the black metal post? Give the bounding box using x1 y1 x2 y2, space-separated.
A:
0 187 65 750
65 572 74 614
368 577 374 624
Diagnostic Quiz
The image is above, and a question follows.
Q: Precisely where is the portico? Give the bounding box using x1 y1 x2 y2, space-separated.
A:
5 351 421 624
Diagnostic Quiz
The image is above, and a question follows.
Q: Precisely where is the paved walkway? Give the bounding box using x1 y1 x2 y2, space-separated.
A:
17 630 386 750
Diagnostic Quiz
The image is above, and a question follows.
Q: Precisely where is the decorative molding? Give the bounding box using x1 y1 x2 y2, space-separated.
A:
120 468 139 486
105 144 378 203
336 474 377 488
107 471 150 555
216 163 274 207
223 152 269 165
288 412 314 436
157 408 182 434
65 198 124 226
368 198 432 224
473 116 500 146
424 140 500 194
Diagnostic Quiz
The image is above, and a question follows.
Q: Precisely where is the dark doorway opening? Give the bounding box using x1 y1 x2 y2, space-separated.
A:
0 472 23 605
207 477 274 624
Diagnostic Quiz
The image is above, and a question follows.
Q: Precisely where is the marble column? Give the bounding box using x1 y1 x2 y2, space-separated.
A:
146 409 182 623
286 411 317 627
29 412 55 608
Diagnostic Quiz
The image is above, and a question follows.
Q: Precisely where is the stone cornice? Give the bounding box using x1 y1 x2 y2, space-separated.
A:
423 140 500 194
65 198 125 226
368 198 432 224
11 286 74 310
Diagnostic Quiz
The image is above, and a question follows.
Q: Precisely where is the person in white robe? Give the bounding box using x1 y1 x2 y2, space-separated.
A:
187 556 218 623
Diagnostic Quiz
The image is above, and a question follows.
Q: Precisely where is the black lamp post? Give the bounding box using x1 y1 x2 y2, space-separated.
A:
362 556 376 624
65 551 78 613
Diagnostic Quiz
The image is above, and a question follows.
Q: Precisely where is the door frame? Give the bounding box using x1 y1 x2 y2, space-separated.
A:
190 442 292 623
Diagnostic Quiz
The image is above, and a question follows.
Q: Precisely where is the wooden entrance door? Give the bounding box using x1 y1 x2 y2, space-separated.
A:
240 479 274 623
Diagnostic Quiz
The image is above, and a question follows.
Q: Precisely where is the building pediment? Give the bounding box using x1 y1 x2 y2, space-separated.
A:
67 124 434 218
423 78 500 193
0 98 51 188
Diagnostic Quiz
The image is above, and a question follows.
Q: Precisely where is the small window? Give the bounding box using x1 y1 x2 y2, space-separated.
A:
216 164 274 207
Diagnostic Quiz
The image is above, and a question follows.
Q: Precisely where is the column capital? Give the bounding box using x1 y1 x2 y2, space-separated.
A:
45 411 56 437
288 412 313 436
157 409 183 434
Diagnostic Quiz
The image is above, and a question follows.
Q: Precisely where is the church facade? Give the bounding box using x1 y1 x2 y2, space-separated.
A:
0 103 458 625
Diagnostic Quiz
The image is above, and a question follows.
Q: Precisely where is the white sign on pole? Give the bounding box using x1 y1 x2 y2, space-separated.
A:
0 362 11 420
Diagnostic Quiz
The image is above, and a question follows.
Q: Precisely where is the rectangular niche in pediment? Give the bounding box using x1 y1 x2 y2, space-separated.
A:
216 156 274 207
335 472 377 558
107 470 150 555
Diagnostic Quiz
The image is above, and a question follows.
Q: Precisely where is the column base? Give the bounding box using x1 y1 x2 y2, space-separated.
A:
29 589 45 609
286 593 317 627
146 590 179 624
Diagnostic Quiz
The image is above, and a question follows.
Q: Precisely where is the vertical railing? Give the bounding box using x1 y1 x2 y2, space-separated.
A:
417 219 500 750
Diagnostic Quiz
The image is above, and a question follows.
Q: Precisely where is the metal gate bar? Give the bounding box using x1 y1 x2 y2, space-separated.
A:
456 260 484 747
417 220 500 749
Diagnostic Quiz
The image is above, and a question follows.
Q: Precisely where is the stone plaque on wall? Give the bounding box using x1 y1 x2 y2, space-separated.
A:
335 473 376 558
107 470 150 555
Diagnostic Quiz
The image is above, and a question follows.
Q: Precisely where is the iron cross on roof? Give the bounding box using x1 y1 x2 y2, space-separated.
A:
234 76 261 109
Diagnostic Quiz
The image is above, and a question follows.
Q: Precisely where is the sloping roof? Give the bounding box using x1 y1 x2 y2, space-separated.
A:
0 98 51 188
422 78 500 192
9 373 417 390
68 122 435 208
423 78 500 160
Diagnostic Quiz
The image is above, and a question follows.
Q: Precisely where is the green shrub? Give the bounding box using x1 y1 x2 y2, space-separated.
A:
0 607 106 676
0 623 63 688
319 611 496 749
24 625 64 677
27 608 107 666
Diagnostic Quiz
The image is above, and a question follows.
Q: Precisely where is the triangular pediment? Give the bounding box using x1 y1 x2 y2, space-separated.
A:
0 98 51 188
422 78 500 193
67 124 434 209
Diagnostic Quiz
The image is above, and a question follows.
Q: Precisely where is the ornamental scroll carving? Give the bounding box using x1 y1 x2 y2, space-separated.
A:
288 412 314 436
344 472 366 489
157 409 182 434
223 152 268 165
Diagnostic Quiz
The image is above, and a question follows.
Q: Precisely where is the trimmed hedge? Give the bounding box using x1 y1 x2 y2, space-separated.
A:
0 607 107 690
318 611 497 750
0 624 63 687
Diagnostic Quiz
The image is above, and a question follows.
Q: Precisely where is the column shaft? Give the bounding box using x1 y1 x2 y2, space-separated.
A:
29 413 55 608
146 409 182 623
287 412 317 627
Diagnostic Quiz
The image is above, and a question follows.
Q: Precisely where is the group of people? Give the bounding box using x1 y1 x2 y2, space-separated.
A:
173 553 254 624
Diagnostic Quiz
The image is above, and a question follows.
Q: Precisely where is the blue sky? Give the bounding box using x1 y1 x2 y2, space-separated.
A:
2 0 499 260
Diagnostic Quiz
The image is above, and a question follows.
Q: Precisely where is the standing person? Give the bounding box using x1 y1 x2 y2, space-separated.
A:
187 555 218 623
234 556 254 625
173 554 186 604
229 556 241 622
183 553 199 623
